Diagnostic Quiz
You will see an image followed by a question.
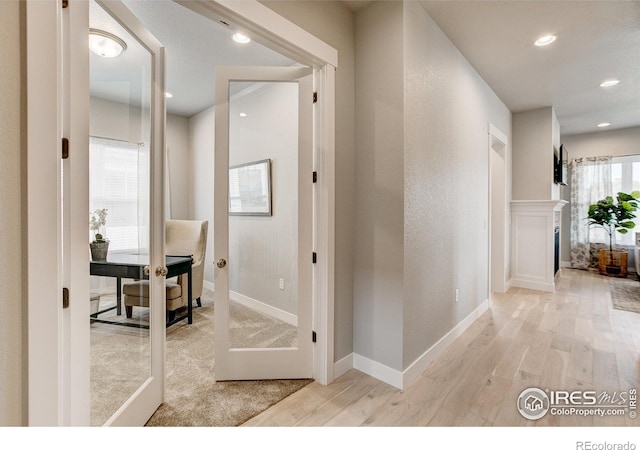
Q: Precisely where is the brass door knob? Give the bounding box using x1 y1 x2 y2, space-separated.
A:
216 258 227 268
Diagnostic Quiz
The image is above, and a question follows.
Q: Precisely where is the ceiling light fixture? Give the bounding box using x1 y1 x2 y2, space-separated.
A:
232 32 251 44
600 79 620 88
239 112 248 117
165 92 173 98
597 122 611 128
89 29 127 58
534 34 557 47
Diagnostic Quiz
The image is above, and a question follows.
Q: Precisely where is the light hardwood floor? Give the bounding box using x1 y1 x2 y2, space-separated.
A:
244 269 640 426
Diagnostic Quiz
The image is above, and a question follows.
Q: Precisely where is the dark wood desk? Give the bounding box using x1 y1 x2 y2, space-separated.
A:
90 254 193 328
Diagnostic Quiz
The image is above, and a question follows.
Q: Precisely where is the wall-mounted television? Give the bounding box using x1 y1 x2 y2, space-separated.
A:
554 144 568 186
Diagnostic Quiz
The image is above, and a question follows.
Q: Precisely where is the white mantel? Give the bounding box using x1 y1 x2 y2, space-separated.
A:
510 200 568 292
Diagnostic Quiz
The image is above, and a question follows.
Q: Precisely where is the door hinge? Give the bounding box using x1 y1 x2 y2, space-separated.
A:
62 288 70 309
62 0 69 8
312 252 317 264
312 171 317 183
62 138 69 159
312 331 317 343
313 92 318 104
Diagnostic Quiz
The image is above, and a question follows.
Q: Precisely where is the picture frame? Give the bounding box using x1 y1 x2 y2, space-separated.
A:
229 158 272 216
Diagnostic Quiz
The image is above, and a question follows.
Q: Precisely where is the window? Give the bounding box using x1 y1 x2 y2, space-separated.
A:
591 155 640 246
89 136 149 253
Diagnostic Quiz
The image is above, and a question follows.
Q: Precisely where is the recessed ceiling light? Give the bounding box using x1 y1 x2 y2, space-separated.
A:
597 122 611 128
89 29 127 58
239 112 248 117
232 32 251 44
165 92 173 98
534 34 557 47
600 79 620 88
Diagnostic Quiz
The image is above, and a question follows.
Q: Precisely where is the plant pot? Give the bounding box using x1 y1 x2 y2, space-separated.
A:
90 241 109 261
598 249 628 278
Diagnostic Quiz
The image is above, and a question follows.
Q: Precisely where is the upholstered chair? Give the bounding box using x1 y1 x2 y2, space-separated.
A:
123 220 208 323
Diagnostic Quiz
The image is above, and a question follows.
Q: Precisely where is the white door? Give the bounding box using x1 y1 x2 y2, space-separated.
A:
214 66 314 380
85 0 166 426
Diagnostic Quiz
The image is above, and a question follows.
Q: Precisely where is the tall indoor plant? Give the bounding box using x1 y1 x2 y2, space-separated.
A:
587 191 640 276
90 208 109 261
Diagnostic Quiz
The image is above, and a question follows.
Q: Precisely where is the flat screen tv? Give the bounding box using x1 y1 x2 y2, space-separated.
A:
555 144 568 186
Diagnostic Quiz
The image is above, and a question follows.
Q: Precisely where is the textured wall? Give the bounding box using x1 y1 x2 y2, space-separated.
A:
261 1 356 362
354 1 405 370
0 0 24 426
402 2 512 369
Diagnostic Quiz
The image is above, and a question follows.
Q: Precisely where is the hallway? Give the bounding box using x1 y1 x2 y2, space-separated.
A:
244 269 640 426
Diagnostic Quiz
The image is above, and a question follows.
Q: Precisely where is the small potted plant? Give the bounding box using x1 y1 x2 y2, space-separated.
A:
90 208 109 261
587 191 640 277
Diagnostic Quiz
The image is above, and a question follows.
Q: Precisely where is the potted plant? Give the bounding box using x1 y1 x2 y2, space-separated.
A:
587 191 640 277
90 208 109 261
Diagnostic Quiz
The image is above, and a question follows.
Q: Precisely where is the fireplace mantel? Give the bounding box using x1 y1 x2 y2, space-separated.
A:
510 200 568 292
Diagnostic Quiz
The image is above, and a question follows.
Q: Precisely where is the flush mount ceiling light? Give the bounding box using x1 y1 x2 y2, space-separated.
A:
165 92 173 98
597 122 611 128
534 34 557 47
89 29 127 58
232 32 251 44
239 112 248 117
600 79 620 88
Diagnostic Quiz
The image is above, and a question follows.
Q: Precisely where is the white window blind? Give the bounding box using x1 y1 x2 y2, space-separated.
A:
89 136 149 253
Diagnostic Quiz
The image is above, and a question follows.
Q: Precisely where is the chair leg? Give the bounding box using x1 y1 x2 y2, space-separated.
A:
196 297 202 308
125 305 133 319
166 310 176 323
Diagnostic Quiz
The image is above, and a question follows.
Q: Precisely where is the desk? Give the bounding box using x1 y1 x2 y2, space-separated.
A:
90 254 193 328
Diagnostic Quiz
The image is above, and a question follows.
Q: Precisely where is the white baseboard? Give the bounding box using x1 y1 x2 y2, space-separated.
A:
353 354 404 389
203 280 215 292
348 299 489 391
230 290 298 327
510 278 555 292
333 353 354 379
402 299 489 389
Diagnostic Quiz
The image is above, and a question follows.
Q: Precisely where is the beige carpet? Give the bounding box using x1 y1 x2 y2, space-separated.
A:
609 276 640 314
90 288 312 426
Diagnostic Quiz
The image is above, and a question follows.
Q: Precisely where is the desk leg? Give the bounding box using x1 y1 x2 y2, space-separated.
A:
187 266 193 325
116 277 122 316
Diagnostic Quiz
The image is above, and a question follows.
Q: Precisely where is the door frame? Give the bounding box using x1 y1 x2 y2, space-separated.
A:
488 123 509 297
26 0 336 425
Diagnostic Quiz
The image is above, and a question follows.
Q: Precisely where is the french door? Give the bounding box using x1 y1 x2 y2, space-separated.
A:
214 66 314 380
83 0 166 426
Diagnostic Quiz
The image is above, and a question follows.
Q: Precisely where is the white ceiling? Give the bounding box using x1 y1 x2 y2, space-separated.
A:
419 1 640 136
90 0 295 117
91 0 640 136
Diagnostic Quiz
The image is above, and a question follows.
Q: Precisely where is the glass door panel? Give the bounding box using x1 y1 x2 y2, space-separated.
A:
88 0 164 426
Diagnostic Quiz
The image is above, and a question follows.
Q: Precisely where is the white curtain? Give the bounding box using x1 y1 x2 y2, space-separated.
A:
89 136 149 254
570 156 612 269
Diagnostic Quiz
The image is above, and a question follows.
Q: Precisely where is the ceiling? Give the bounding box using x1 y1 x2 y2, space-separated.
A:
91 0 640 136
419 1 640 136
90 0 295 117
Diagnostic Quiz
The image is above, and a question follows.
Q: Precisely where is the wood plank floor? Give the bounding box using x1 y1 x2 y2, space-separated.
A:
243 269 640 426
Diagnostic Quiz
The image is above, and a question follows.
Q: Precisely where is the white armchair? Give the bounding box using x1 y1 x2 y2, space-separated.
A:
123 220 208 324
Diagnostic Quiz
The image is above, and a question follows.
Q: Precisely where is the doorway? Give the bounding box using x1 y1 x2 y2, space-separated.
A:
489 124 508 294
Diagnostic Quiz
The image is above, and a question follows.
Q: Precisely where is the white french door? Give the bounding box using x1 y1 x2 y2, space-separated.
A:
83 0 166 426
214 66 314 380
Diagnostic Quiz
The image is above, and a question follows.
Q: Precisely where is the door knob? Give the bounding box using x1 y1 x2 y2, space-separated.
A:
216 258 227 268
143 266 150 276
155 266 168 277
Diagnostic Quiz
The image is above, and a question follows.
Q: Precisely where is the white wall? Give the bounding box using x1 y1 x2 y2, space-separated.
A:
560 126 640 265
89 96 191 220
354 1 405 371
402 2 512 369
260 0 356 361
0 0 24 426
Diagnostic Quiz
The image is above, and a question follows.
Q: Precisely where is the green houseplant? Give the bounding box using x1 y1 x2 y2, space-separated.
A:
587 191 640 276
90 208 109 261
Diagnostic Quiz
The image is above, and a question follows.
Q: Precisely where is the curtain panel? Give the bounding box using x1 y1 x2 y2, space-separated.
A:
569 156 612 269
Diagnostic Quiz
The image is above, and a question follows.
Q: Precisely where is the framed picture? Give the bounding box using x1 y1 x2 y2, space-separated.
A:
229 158 272 216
